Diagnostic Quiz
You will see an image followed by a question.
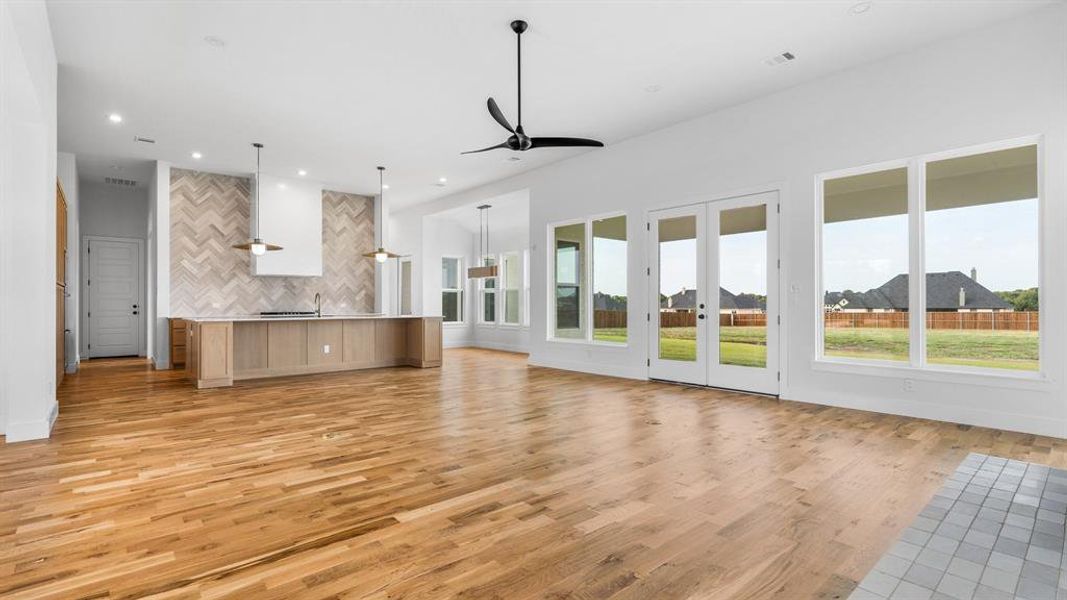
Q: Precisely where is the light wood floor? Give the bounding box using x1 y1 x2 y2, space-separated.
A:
2 349 1065 599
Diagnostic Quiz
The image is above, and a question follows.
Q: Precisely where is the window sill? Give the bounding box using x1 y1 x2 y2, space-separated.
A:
546 337 629 349
810 357 1053 391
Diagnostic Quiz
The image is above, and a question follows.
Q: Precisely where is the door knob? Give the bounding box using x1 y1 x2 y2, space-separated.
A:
698 303 705 309
132 304 139 308
698 314 705 320
132 311 139 315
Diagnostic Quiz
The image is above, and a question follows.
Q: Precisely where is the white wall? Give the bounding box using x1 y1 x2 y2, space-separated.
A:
79 180 149 357
56 152 79 372
422 217 474 347
147 161 171 367
470 224 530 353
0 0 58 442
394 5 1067 438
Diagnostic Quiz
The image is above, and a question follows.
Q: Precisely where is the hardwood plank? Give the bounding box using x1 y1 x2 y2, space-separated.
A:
1 348 1065 599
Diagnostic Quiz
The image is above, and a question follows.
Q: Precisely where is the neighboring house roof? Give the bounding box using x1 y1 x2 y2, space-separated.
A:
593 292 627 311
825 271 1010 311
661 288 766 310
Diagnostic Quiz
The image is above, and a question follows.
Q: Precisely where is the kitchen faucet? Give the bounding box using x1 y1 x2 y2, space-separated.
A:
314 292 321 317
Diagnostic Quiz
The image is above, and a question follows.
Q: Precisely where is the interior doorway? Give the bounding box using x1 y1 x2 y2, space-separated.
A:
648 191 780 395
83 236 144 358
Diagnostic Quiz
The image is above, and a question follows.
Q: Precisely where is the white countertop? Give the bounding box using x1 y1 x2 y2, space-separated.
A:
181 314 437 323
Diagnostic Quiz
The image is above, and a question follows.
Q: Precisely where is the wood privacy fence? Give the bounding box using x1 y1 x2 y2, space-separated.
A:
594 310 1039 332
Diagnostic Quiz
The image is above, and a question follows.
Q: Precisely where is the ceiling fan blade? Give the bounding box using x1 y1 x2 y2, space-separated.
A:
486 98 515 133
461 142 508 155
529 137 604 149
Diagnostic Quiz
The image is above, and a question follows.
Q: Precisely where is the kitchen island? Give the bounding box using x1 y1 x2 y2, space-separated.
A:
182 315 442 388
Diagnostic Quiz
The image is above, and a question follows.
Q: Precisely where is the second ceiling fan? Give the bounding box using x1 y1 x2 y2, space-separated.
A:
463 20 604 154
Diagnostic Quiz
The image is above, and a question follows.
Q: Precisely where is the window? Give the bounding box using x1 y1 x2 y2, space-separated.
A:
553 223 584 339
924 145 1038 371
551 214 627 344
441 257 463 323
592 215 627 342
502 252 521 325
479 255 497 324
818 140 1040 374
822 167 909 362
522 250 530 327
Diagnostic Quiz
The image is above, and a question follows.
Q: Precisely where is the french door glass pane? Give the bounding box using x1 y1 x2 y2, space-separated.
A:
823 168 909 362
719 205 767 367
924 145 1038 371
592 215 627 343
554 223 585 339
658 215 697 361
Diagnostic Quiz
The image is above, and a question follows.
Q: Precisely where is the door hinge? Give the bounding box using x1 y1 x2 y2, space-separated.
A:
777 259 780 269
88 311 91 318
777 204 781 214
646 222 650 231
777 315 781 325
777 371 781 381
647 358 651 367
647 312 651 322
87 279 91 286
647 267 650 276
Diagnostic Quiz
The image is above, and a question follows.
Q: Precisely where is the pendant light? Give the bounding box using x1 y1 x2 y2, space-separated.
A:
467 204 498 278
232 142 283 255
362 166 400 263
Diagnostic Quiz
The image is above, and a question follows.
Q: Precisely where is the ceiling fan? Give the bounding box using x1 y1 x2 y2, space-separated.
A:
463 20 604 154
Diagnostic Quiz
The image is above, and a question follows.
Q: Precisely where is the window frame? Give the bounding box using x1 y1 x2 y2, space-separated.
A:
814 136 1045 381
546 211 629 346
441 256 464 325
522 249 531 328
500 251 522 327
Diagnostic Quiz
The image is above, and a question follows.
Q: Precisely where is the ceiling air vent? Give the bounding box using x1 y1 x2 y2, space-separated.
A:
105 177 138 187
764 51 796 67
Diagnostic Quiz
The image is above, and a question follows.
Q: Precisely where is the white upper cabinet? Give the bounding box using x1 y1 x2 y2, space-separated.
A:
252 174 323 277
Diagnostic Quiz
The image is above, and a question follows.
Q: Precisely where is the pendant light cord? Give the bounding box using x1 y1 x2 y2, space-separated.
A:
255 145 260 239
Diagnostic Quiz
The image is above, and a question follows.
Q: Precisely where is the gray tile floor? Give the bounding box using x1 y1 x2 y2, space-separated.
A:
850 453 1067 600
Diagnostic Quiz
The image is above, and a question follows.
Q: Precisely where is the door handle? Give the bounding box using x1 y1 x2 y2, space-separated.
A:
698 303 705 309
132 311 139 315
132 304 139 309
698 314 705 320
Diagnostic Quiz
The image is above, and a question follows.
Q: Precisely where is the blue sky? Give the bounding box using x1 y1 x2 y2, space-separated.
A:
825 198 1038 293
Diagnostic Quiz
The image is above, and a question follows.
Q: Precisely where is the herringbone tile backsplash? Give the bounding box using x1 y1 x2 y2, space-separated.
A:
170 168 376 317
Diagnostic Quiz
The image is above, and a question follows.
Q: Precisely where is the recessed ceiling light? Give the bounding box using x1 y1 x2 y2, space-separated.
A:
107 113 123 124
203 35 226 47
297 169 307 176
644 84 662 93
849 1 872 15
191 151 202 160
438 177 447 183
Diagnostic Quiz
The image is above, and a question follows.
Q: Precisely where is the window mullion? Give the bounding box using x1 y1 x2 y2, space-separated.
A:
908 159 926 368
585 220 593 342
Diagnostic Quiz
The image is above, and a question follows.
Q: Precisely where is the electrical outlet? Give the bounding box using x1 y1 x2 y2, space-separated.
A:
323 344 330 354
903 379 914 392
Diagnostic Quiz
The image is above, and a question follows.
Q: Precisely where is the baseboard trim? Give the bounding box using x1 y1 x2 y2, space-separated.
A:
468 340 529 354
784 388 1067 439
526 356 647 381
4 400 58 443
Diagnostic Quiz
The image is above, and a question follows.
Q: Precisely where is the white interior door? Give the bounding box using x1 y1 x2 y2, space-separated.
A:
707 192 779 395
87 238 140 357
648 192 779 395
648 204 708 385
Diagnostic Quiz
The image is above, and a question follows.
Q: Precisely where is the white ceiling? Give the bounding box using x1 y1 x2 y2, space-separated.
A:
432 190 530 234
48 0 1053 210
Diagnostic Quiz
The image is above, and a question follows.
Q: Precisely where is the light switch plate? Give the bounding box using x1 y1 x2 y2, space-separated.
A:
323 344 330 354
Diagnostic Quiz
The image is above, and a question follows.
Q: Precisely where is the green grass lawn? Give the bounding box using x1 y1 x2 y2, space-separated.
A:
596 325 1039 372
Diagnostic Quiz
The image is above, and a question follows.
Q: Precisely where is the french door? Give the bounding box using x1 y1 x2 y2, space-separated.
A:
648 191 779 395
